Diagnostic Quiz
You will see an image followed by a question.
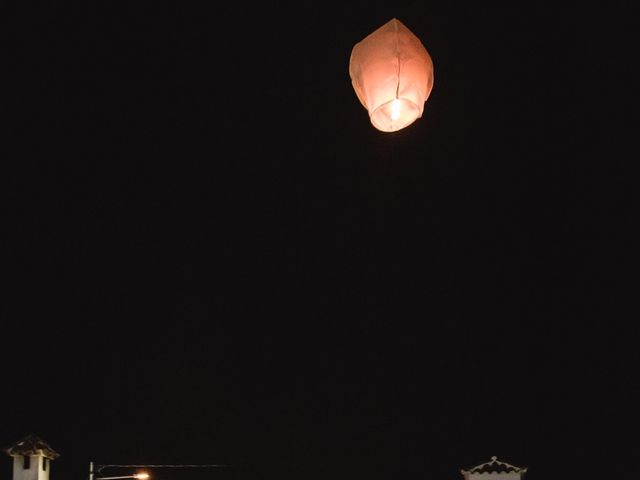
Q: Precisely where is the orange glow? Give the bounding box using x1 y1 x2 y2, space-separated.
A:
134 474 149 479
349 18 434 132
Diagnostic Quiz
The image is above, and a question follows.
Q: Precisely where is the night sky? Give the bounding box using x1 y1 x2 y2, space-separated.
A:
2 3 635 480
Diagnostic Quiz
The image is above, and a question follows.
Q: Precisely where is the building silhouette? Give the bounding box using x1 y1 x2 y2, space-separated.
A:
4 435 60 480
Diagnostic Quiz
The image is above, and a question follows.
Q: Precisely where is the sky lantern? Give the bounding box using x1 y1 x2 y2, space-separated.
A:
349 18 434 132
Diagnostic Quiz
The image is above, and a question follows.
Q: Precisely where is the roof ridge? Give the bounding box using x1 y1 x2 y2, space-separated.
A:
461 456 527 474
4 434 60 459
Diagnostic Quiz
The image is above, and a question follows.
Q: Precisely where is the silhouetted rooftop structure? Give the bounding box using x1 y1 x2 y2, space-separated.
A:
4 434 60 459
461 457 527 475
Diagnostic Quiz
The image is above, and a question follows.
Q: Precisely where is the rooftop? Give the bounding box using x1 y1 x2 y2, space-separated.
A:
461 457 527 475
4 434 60 459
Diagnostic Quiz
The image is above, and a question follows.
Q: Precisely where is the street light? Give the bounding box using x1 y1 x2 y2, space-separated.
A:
89 463 150 480
97 475 149 480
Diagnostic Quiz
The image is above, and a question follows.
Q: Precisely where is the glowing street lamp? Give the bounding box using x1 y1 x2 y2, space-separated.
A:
89 463 150 480
97 474 149 480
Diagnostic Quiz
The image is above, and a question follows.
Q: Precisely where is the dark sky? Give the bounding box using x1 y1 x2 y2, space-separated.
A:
2 3 635 480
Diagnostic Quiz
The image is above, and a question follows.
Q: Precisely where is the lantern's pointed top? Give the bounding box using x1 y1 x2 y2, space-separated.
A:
383 18 408 31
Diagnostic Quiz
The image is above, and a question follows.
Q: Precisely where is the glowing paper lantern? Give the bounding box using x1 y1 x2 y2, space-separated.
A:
349 18 434 132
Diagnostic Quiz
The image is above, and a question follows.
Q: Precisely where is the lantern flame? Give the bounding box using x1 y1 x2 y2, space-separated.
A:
390 99 402 121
